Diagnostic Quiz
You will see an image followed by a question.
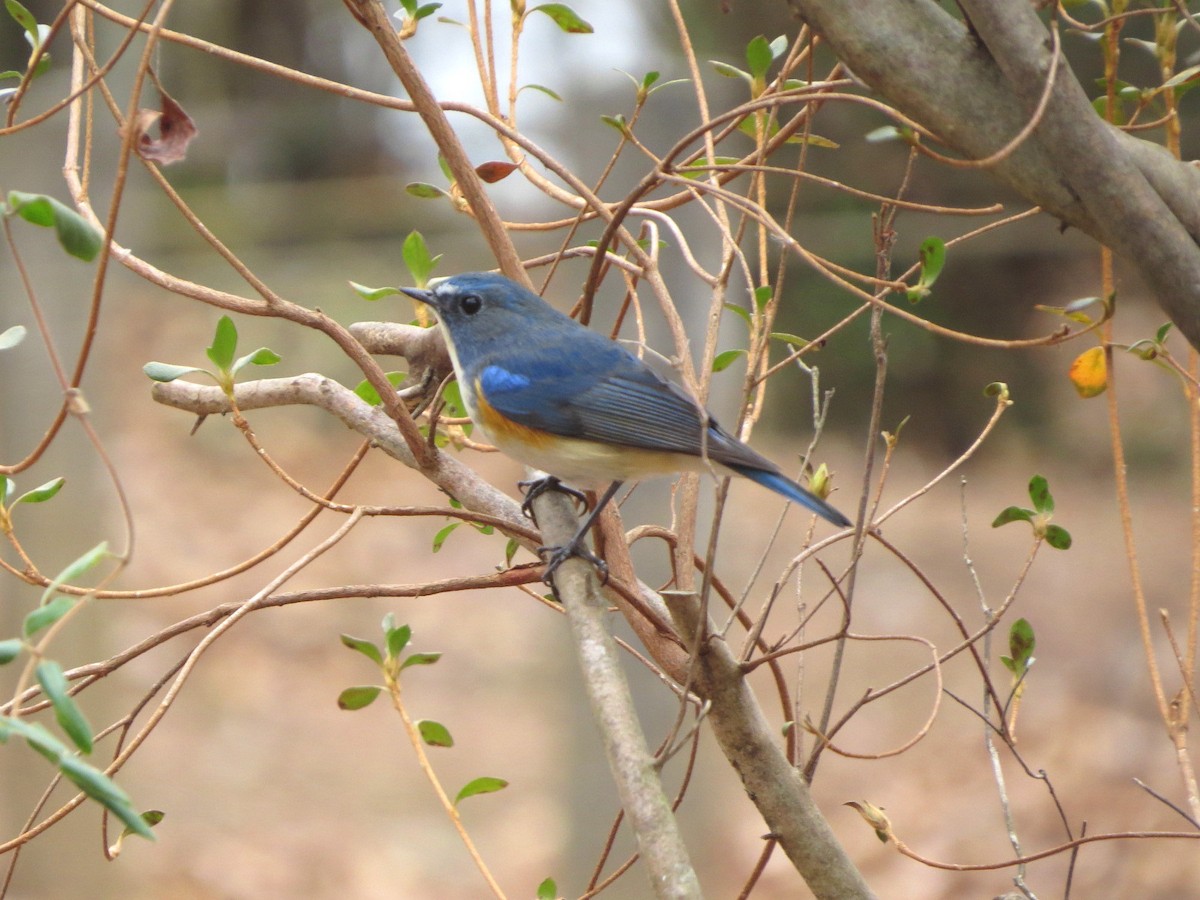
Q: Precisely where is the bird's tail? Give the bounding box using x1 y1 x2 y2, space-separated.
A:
726 464 852 528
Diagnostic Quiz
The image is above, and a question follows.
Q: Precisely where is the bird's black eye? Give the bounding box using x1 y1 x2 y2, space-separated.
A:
460 294 482 315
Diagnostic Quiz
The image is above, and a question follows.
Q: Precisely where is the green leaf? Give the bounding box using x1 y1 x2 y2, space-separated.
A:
1007 618 1036 670
109 810 165 857
906 236 946 303
57 754 155 839
991 506 1033 528
36 660 93 753
1044 524 1072 550
337 685 382 710
678 155 740 179
0 474 10 504
529 3 593 33
353 372 406 406
722 302 751 326
770 332 810 348
340 633 383 665
402 230 443 286
400 651 442 670
5 192 103 261
350 282 401 301
454 776 508 804
415 2 441 19
0 324 26 350
142 362 207 383
712 348 745 373
753 285 773 310
0 639 23 664
5 0 39 47
39 541 108 607
206 316 237 371
16 476 64 504
441 379 468 420
417 719 454 747
386 622 412 660
405 182 448 200
23 595 78 637
746 35 773 81
518 83 562 101
1028 475 1053 514
231 347 281 376
536 877 558 900
0 715 70 761
710 60 751 83
504 538 519 566
432 523 459 552
1156 322 1173 344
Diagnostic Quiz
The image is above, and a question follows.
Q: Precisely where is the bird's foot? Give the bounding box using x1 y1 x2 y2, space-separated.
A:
518 475 588 522
537 534 609 598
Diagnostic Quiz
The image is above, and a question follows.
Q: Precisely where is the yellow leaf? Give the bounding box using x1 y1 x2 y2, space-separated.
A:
1069 346 1107 398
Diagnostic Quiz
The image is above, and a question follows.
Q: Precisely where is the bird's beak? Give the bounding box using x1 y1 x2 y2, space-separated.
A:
399 286 436 309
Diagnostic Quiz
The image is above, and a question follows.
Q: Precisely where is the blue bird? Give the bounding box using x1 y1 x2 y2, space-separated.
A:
400 273 851 584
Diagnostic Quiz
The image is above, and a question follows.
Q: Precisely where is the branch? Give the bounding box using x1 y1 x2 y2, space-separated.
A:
794 0 1200 349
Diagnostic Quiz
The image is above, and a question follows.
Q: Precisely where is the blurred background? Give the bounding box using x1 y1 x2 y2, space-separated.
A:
2 1 1200 897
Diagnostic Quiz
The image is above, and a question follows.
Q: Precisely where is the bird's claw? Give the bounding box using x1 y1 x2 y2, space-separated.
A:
537 539 609 596
519 475 588 522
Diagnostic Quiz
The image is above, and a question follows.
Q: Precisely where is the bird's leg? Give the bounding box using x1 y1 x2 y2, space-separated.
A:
518 474 588 523
536 480 623 594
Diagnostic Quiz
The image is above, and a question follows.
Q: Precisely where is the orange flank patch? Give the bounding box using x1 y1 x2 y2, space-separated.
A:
473 380 558 448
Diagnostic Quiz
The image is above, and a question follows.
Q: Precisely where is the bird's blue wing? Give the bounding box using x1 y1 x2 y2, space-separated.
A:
476 338 717 455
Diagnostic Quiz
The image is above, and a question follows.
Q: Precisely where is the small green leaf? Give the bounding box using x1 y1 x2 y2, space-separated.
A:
906 236 946 303
415 1 441 19
400 651 442 670
5 0 40 47
386 622 412 660
991 506 1033 528
142 362 207 383
746 35 773 81
753 285 773 310
5 192 103 261
712 348 745 373
0 639 23 664
340 633 383 665
1044 524 1072 550
529 3 593 33
417 719 454 747
1156 322 1174 344
518 83 562 101
710 60 751 83
350 282 402 301
0 715 69 760
402 230 443 286
432 523 459 552
504 538 519 566
57 754 155 839
0 324 26 350
24 596 78 637
600 113 627 134
16 477 64 504
723 302 751 326
231 347 281 375
536 877 558 900
354 372 407 406
770 332 810 348
1007 618 1036 670
109 810 165 857
1028 475 1053 514
0 474 10 504
337 685 382 710
206 316 237 371
39 541 108 607
36 660 93 753
405 182 448 200
454 776 509 804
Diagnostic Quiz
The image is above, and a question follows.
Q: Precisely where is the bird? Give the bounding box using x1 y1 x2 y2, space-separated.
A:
400 272 851 585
